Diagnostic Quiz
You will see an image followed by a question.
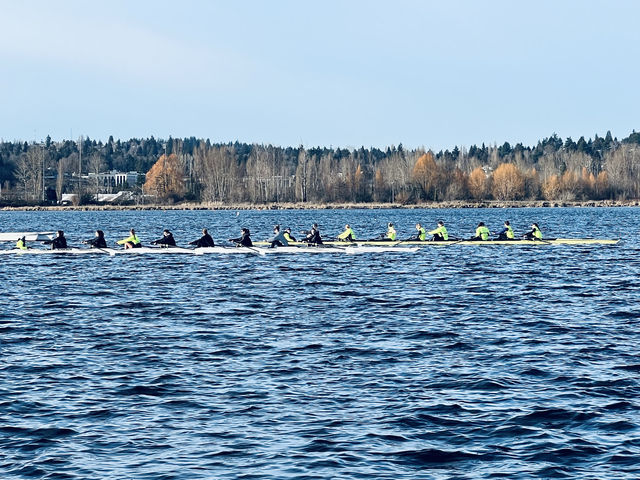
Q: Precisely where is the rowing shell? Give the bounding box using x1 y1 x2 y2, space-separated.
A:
261 245 420 254
255 238 619 246
0 232 54 242
0 245 420 255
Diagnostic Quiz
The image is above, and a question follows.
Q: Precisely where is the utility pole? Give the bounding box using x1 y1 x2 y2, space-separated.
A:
42 143 45 202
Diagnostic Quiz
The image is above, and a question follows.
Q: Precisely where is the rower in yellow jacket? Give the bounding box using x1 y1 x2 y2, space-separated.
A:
16 236 28 250
471 222 490 241
117 229 142 249
337 224 356 242
428 221 448 241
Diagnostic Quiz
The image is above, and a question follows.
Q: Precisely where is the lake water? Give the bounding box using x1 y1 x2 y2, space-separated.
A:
1 208 639 479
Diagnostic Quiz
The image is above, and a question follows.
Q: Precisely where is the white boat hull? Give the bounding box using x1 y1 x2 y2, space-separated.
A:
0 232 54 242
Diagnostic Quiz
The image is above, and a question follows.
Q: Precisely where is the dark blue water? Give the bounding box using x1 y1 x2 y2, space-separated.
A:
1 208 639 479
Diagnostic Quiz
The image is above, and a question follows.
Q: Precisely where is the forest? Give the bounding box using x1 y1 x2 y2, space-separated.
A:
1 130 640 206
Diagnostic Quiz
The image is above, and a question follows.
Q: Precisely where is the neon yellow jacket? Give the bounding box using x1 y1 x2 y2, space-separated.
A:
16 239 27 250
117 234 141 245
475 226 490 240
428 225 448 240
387 227 396 240
337 228 355 241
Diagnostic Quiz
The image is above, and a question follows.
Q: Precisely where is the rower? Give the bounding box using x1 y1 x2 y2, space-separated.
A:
493 221 514 240
374 222 396 241
428 221 448 241
16 236 28 250
337 224 356 242
151 229 176 247
268 225 289 247
43 230 68 250
190 228 215 248
283 228 297 243
84 230 107 248
523 223 543 241
406 223 426 241
229 228 253 247
470 222 490 241
302 223 323 244
116 229 142 249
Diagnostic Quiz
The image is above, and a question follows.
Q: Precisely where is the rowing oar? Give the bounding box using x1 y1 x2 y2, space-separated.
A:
229 240 266 255
82 240 115 256
174 245 205 255
444 237 466 247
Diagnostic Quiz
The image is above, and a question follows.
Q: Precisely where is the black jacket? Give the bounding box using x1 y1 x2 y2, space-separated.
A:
230 233 253 247
189 233 215 248
87 236 107 248
152 234 176 246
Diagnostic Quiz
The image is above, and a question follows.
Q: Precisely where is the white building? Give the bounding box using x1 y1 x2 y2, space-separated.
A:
85 171 140 191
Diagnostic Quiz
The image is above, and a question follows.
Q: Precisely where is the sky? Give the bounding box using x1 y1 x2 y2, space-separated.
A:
1 0 639 151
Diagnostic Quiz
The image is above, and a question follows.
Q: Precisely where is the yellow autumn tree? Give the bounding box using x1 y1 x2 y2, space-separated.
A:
492 163 525 200
144 153 185 200
373 169 386 202
468 167 487 200
542 174 561 200
594 171 609 199
412 152 440 200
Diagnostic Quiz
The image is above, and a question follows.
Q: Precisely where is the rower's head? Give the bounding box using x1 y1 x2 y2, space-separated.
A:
57 230 64 237
312 223 318 229
504 221 510 226
285 227 291 233
273 225 280 232
242 228 250 235
478 222 485 227
202 228 208 235
96 230 104 238
438 220 444 226
532 223 539 229
20 236 25 242
345 224 350 229
388 222 394 228
130 229 135 235
163 229 171 236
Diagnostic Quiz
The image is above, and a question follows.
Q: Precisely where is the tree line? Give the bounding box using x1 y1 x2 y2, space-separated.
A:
2 131 640 205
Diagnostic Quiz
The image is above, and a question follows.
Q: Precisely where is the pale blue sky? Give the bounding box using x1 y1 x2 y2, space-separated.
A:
1 0 638 150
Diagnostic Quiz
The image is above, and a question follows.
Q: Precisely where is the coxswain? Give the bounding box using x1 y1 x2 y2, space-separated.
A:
523 223 543 241
116 229 142 249
229 228 253 247
190 228 215 248
428 221 448 241
407 223 426 241
84 230 107 248
337 224 356 242
151 229 176 247
302 223 323 244
470 222 490 241
283 228 297 243
44 230 68 250
268 225 289 247
494 221 514 240
16 236 28 250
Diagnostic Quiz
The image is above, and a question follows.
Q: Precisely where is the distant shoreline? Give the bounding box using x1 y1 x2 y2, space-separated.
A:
2 200 639 211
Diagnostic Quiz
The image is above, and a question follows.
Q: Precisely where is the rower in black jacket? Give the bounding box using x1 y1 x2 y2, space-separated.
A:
189 228 215 248
302 223 323 245
84 230 107 248
229 228 253 247
43 230 68 250
151 229 176 247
